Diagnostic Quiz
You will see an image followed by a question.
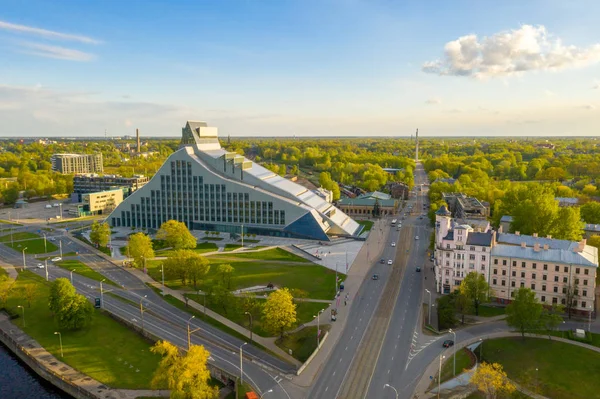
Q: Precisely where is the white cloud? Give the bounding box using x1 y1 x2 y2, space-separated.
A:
18 42 95 62
425 97 442 105
544 90 556 97
0 20 100 44
423 25 600 79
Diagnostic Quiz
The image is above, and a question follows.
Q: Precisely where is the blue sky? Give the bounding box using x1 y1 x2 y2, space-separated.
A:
1 0 600 137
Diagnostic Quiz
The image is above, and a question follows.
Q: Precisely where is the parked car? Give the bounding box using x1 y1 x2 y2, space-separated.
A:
415 236 419 240
51 257 62 262
443 340 454 348
45 204 52 209
380 258 385 264
53 203 60 207
416 266 421 272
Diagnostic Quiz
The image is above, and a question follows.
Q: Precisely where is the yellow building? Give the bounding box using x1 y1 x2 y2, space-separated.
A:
83 189 124 215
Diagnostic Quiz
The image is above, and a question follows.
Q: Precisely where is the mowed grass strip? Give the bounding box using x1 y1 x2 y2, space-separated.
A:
0 232 59 254
147 255 343 300
211 247 309 263
482 337 600 399
438 348 475 384
5 271 162 389
357 220 374 233
54 260 120 287
156 242 218 257
0 232 39 242
276 325 330 363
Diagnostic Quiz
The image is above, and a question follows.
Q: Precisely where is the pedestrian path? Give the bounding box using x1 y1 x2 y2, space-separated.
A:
0 260 18 280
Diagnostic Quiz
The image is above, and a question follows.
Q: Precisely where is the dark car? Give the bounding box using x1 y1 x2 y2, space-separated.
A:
416 266 421 272
443 340 454 348
380 258 385 264
372 274 379 280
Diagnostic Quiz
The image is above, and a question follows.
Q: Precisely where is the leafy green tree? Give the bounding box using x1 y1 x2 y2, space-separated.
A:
436 294 457 329
262 288 297 338
127 232 155 269
551 207 584 241
187 253 210 290
211 283 236 315
216 264 235 289
580 202 600 224
542 305 564 340
588 235 600 249
458 272 490 316
156 220 197 250
506 288 543 338
49 278 76 314
57 293 94 330
163 249 193 286
90 221 111 248
151 340 218 399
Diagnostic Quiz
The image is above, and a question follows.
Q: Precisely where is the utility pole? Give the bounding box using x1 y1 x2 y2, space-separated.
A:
44 259 48 281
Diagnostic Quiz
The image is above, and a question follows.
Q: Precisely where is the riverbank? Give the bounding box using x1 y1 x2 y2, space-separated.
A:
0 313 168 399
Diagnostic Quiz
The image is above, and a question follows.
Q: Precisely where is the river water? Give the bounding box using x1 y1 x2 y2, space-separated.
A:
0 342 72 399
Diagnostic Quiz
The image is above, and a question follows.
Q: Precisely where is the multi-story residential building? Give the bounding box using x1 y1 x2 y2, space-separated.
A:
51 153 103 174
72 174 149 202
82 189 124 215
434 208 598 314
107 121 360 241
442 192 489 219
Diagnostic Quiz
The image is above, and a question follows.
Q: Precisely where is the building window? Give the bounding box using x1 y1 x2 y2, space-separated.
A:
532 273 536 279
531 283 535 290
541 296 546 302
575 278 580 285
542 285 546 291
520 282 525 288
554 276 559 282
481 255 486 261
552 297 558 304
543 264 548 271
446 244 450 249
583 290 588 297
553 286 558 293
532 263 537 269
521 262 526 268
564 266 568 273
562 287 566 294
563 277 568 283
469 254 475 260
511 281 515 287
583 279 588 286
542 274 547 281
521 272 525 278
494 259 498 265
555 265 559 272
512 261 516 267
582 301 587 308
512 270 516 277
493 269 497 275
576 268 580 274
470 246 475 251
502 270 506 276
502 260 507 266
584 269 589 275
493 278 497 285
501 280 506 286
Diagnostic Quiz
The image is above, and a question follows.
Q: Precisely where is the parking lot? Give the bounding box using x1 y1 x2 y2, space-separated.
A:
0 199 76 223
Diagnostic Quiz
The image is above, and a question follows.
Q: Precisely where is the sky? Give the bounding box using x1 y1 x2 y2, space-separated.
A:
2 0 600 137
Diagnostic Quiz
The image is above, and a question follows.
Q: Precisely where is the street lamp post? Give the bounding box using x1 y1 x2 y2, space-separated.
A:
17 305 25 327
100 279 105 309
425 288 432 326
479 338 483 361
160 264 165 295
43 233 47 253
314 309 325 349
589 306 593 332
140 295 147 333
59 240 62 258
449 329 456 376
383 383 399 399
438 354 446 399
70 269 76 285
187 316 202 350
22 247 28 271
54 331 63 358
244 311 253 345
241 224 244 248
259 389 273 398
45 259 48 281
240 342 248 384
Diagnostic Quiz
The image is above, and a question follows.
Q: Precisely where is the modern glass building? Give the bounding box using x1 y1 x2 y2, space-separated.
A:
108 121 361 241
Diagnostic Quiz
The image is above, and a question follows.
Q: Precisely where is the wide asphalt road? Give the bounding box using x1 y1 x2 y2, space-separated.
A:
0 238 293 398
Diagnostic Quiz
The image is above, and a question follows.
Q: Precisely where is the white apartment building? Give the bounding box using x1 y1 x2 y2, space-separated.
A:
434 207 598 314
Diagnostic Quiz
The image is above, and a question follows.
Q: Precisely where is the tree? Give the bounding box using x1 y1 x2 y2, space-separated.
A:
588 235 600 250
550 207 583 241
157 220 197 250
48 278 93 330
458 272 490 316
262 288 297 338
541 305 564 340
163 250 194 286
563 282 578 320
580 201 600 224
49 278 76 314
90 221 111 248
437 294 457 329
506 288 543 337
454 291 472 324
150 340 218 399
470 362 516 399
22 284 37 308
187 254 210 290
127 232 155 269
211 284 236 315
216 264 234 289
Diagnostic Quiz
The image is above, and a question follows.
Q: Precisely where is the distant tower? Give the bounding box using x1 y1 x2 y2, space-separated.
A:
136 128 141 153
227 134 231 145
415 128 419 162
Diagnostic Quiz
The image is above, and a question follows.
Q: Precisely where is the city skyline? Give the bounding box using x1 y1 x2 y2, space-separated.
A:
2 0 600 137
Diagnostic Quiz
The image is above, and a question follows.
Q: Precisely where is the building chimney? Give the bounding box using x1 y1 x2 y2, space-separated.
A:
534 243 540 252
136 129 141 153
498 225 503 234
521 242 526 248
533 233 538 238
515 231 520 236
543 244 549 250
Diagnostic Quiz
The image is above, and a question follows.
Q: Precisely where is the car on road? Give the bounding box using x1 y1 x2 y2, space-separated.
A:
372 274 379 280
415 236 419 240
45 204 52 209
53 203 60 207
387 260 393 265
380 258 385 264
416 266 421 272
51 257 62 262
419 216 423 219
48 237 56 241
391 242 396 247
443 340 454 348
37 263 44 269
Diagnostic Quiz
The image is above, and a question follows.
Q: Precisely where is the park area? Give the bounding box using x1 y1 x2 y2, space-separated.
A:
2 271 162 389
480 337 600 399
54 259 119 287
0 232 58 254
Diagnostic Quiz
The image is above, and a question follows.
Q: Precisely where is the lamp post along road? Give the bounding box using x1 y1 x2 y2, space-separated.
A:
22 247 28 271
43 233 47 253
187 316 202 351
54 332 63 358
70 269 75 285
438 354 446 399
314 309 325 349
240 342 248 384
244 312 253 345
160 264 165 295
100 279 105 309
383 384 399 399
449 329 456 376
589 306 593 332
44 259 48 281
241 224 244 248
59 240 62 258
140 295 147 333
425 288 432 326
17 305 25 327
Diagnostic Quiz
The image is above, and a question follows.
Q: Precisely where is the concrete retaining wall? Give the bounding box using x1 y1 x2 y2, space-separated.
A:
296 331 329 375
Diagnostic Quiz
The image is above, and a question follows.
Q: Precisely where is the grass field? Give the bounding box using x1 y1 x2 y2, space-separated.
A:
438 348 475 384
466 391 532 399
0 219 22 226
156 242 219 257
4 271 162 389
482 337 600 399
212 247 310 263
55 260 119 287
185 293 330 337
470 305 506 317
0 231 59 254
224 244 242 252
276 325 330 363
357 220 374 233
147 251 342 299
0 232 40 242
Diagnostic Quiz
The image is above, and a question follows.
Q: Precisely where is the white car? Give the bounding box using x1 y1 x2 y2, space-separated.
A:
53 203 60 207
387 260 393 265
391 242 396 247
48 237 56 242
51 257 62 262
37 263 44 269
415 236 419 240
45 204 52 209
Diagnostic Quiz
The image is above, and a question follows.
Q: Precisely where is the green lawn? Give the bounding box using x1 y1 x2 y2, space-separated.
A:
276 325 330 363
54 260 119 287
438 348 475 384
465 391 532 399
224 244 242 252
237 239 260 243
4 271 162 389
0 267 7 278
212 247 310 263
357 220 374 233
156 242 218 257
2 233 59 254
482 337 600 399
471 305 506 317
202 237 224 241
0 231 40 242
147 253 342 300
75 234 111 256
185 293 329 337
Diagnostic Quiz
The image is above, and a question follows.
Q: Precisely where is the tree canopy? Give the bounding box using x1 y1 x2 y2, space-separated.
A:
90 221 111 248
470 362 516 399
157 220 197 250
505 288 544 337
458 272 490 316
48 278 93 330
127 232 155 269
262 288 297 338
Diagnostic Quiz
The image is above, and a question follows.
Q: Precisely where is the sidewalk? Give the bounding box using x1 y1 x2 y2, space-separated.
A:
126 267 302 367
0 313 168 399
289 218 391 387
